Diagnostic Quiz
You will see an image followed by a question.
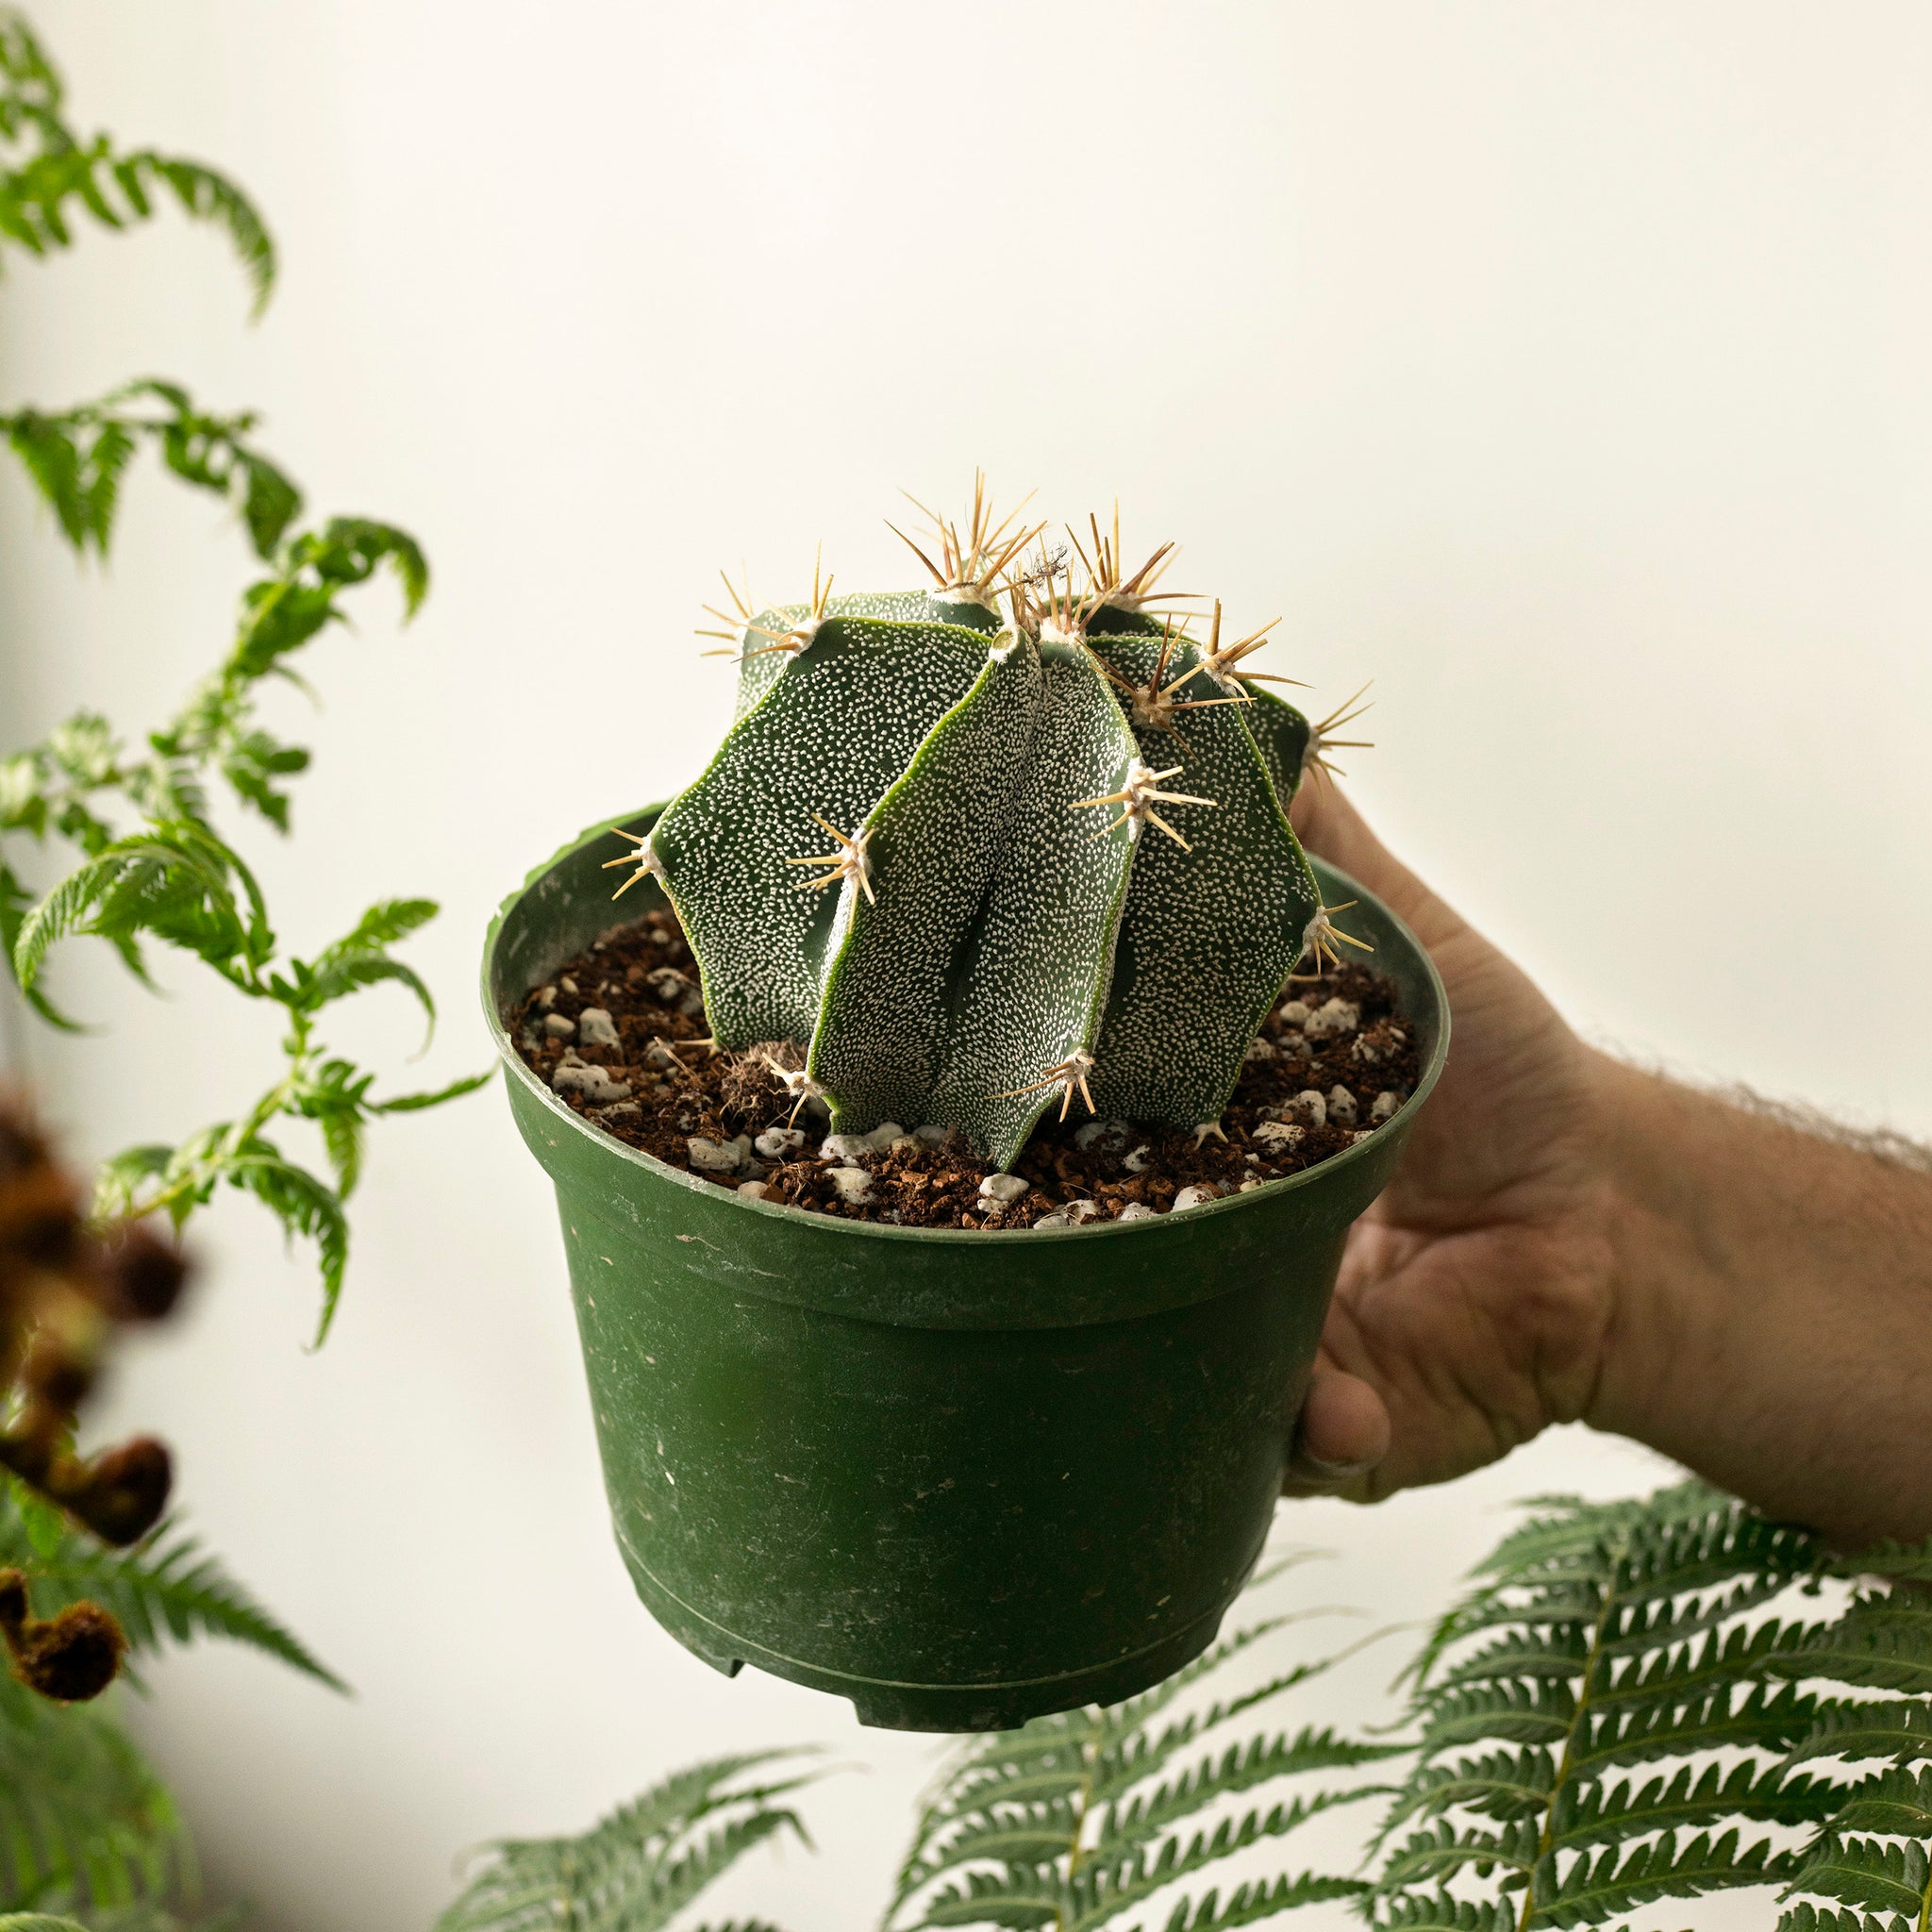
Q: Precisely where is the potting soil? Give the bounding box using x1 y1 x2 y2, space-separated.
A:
510 906 1422 1228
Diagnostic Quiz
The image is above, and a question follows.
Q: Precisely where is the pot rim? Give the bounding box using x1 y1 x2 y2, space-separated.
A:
482 805 1451 1243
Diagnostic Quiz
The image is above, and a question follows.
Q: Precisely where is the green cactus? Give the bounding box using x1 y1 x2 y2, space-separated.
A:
620 487 1370 1171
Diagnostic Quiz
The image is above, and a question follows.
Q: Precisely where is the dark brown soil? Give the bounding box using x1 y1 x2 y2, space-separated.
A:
509 907 1422 1229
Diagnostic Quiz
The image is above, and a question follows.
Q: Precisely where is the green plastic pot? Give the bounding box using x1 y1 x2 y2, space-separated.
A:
485 806 1448 1732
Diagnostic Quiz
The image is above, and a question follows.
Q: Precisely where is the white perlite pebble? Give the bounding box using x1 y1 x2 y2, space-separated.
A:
1371 1091 1401 1123
866 1122 906 1151
819 1133 872 1162
1033 1199 1102 1229
576 1008 621 1048
914 1124 951 1146
1239 1176 1262 1192
1350 1129 1374 1144
687 1134 752 1176
1254 1120 1305 1153
1326 1086 1359 1128
827 1166 874 1206
593 1101 641 1123
1074 1118 1132 1153
1123 1145 1153 1174
1117 1202 1160 1222
542 1011 576 1040
559 976 578 994
755 1127 808 1159
551 1059 629 1105
645 968 690 1004
1303 996 1361 1040
537 985 557 1009
1243 1038 1277 1063
1173 1184 1220 1211
736 1180 770 1200
1276 1032 1312 1060
1277 998 1312 1027
1284 1090 1327 1128
978 1173 1028 1207
888 1135 921 1155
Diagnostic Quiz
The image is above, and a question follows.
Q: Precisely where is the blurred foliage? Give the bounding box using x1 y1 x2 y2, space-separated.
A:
0 11 484 1342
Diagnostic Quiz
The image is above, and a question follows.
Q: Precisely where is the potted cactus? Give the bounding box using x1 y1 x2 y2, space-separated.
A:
484 488 1446 1730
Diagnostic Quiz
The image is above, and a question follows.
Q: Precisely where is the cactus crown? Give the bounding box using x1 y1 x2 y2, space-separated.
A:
641 482 1369 1171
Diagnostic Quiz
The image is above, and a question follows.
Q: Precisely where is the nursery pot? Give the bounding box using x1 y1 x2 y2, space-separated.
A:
485 807 1448 1732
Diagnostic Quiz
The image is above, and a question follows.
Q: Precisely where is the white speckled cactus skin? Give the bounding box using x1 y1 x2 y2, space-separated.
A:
636 495 1346 1170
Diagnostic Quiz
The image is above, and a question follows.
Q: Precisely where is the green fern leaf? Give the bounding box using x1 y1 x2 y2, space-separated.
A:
1096 1729 1391 1863
371 1068 493 1113
1775 1906 1914 1932
221 1141 349 1343
1549 1756 1841 1855
1785 1835 1931 1922
1569 1680 1821 1780
1147 1871 1367 1929
435 1752 819 1932
8 1509 343 1690
1376 1818 1539 1894
1813 1764 1932 1840
1769 1601 1932 1697
1374 1747 1553 1845
119 154 273 313
0 1679 181 1910
1531 1825 1800 1926
1370 1894 1521 1931
1786 1701 1932 1770
1064 1796 1355 1932
1415 1679 1575 1758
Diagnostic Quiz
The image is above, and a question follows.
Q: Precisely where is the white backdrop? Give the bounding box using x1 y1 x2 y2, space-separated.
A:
2 5 1929 1928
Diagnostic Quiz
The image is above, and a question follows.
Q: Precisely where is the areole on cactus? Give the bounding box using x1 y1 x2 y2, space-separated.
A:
624 482 1374 1172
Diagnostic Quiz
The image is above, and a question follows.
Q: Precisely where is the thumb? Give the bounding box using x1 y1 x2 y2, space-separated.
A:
1290 777 1466 958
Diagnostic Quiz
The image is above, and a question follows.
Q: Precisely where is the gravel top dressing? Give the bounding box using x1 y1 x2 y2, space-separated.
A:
512 904 1421 1229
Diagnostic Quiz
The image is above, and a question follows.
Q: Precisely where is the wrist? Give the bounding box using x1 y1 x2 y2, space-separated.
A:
1576 1051 1735 1456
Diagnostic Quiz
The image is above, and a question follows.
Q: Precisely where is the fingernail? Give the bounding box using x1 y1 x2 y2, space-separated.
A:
1298 1451 1373 1480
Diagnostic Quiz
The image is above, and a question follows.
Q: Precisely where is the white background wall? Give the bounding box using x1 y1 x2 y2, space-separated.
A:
2 4 1928 1927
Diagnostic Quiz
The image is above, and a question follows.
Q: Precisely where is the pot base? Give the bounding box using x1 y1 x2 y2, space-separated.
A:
624 1544 1228 1732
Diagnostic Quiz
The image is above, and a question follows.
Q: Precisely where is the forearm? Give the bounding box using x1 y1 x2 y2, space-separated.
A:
1588 1051 1932 1546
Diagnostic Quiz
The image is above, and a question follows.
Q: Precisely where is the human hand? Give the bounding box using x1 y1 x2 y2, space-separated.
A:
1281 780 1622 1501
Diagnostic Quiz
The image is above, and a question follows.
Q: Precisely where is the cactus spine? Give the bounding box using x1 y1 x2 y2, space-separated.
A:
637 486 1363 1171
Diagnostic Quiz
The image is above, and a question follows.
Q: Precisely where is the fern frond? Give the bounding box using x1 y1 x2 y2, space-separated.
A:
0 14 275 305
1370 1893 1521 1932
1770 1600 1932 1697
0 1679 181 1910
1783 1834 1932 1924
1786 1701 1932 1771
1532 1825 1800 1926
1813 1764 1932 1840
1063 1795 1355 1932
1548 1755 1841 1855
1568 1679 1821 1780
1149 1871 1366 1929
9 1512 342 1690
1375 1818 1539 1894
1775 1905 1914 1932
435 1752 819 1932
1096 1657 1374 1807
1373 1747 1553 1845
1414 1678 1575 1758
1096 1729 1390 1861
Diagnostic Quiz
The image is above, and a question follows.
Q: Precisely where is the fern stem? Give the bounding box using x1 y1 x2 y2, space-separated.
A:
1517 1528 1629 1932
1058 1722 1100 1932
